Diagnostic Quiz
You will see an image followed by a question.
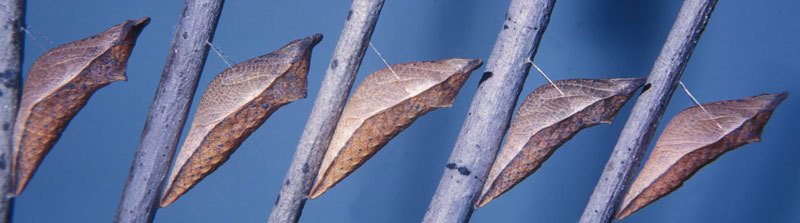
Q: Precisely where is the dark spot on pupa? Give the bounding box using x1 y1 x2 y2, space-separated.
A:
503 25 509 30
479 72 493 85
457 167 471 176
182 32 188 39
641 83 651 94
446 163 457 169
262 103 270 109
285 179 290 185
346 10 353 21
275 194 281 205
81 84 87 90
331 59 338 69
368 137 373 142
1 122 8 131
302 163 310 173
218 144 224 148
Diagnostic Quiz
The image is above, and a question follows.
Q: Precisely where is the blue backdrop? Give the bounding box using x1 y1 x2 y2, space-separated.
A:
14 0 799 222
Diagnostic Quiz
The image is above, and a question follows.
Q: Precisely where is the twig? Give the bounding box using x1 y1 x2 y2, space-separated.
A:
423 0 555 222
115 0 225 222
267 0 384 222
579 0 718 222
0 0 25 222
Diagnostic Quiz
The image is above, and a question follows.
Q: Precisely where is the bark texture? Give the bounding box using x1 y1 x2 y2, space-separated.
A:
0 0 25 222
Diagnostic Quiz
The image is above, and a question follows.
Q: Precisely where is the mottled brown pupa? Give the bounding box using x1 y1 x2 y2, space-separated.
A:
12 18 149 196
616 92 788 220
309 58 483 199
159 34 322 207
477 78 645 207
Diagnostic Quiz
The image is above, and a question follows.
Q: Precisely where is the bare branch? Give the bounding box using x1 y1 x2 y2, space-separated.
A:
115 0 224 222
0 0 25 222
423 0 555 222
267 0 384 222
579 0 718 222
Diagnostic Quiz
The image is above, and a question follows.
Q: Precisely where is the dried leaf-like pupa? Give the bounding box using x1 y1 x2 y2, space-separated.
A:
159 34 323 207
309 58 483 199
477 78 645 207
12 18 149 195
615 92 788 219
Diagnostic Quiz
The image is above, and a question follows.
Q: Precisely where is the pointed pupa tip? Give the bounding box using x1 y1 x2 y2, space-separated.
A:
115 17 149 44
279 34 323 57
294 33 323 49
615 199 639 220
615 208 632 221
159 193 175 208
12 174 30 196
306 33 323 45
626 77 647 87
134 17 151 27
475 195 492 208
446 58 483 73
158 182 177 207
12 185 23 197
121 17 150 33
771 91 789 104
607 77 646 90
308 183 325 199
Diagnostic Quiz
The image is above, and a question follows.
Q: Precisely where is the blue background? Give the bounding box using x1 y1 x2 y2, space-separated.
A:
13 0 799 222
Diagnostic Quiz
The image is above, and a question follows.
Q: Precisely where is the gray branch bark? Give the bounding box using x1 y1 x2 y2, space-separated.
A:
422 0 555 222
579 0 718 222
0 0 24 222
268 0 383 222
115 0 224 222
